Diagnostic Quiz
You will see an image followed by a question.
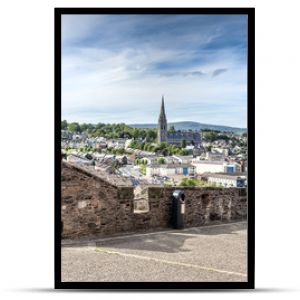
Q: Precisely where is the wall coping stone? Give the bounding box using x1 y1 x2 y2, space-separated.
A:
62 160 126 188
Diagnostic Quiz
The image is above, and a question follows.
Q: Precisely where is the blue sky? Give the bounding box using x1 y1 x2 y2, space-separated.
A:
62 14 247 128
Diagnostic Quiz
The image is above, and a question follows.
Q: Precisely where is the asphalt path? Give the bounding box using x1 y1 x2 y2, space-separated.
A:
62 222 247 282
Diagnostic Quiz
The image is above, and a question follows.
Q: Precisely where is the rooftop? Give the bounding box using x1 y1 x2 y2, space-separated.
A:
147 163 194 169
172 155 194 160
203 172 247 180
167 132 201 139
192 160 226 165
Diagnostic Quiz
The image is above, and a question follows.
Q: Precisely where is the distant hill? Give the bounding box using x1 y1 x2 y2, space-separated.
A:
129 121 246 134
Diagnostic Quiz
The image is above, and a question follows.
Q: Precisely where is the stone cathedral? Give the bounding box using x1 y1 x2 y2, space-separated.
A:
157 96 201 146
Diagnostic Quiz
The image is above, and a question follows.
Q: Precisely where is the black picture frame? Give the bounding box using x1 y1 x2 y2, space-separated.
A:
55 7 255 290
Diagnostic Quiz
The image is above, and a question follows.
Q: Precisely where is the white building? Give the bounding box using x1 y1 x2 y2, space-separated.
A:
206 152 225 161
191 160 226 174
191 160 239 174
107 138 126 149
125 138 133 149
172 155 193 164
146 164 195 177
203 173 247 187
211 147 229 156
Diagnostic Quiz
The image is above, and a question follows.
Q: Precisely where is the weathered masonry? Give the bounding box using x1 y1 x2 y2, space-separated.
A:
61 161 247 239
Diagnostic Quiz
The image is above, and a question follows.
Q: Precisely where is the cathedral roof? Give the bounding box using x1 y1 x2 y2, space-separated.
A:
167 131 201 139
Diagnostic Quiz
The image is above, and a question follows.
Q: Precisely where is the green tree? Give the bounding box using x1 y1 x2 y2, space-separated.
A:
117 148 125 155
159 142 167 150
149 145 155 152
139 164 146 175
157 157 166 164
162 148 169 156
129 140 138 149
80 123 89 132
61 120 68 130
205 131 219 142
181 139 187 148
168 125 175 133
68 122 81 132
95 123 105 130
145 129 157 142
132 129 140 139
179 149 190 156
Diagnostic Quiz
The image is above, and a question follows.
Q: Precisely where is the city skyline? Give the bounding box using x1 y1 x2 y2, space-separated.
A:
62 14 248 127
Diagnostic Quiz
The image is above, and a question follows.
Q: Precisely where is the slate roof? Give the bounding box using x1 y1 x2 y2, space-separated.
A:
202 172 247 180
147 163 194 169
167 132 201 140
192 160 225 165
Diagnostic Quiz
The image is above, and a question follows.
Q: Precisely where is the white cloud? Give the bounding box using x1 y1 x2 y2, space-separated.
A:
61 15 247 127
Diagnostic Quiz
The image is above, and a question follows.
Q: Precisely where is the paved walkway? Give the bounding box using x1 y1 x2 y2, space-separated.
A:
62 222 247 282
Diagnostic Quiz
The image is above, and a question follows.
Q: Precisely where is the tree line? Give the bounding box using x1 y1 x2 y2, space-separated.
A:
61 120 157 141
61 120 243 147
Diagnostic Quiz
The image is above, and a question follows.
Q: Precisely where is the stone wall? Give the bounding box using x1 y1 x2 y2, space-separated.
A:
132 187 247 232
61 162 247 239
62 162 140 238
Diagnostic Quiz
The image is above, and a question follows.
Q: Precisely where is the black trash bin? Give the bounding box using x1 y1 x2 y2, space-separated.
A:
171 190 186 229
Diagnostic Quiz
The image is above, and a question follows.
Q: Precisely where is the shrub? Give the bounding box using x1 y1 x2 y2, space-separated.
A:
157 157 166 164
180 177 199 186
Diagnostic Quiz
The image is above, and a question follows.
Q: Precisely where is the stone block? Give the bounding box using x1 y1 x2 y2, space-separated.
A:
78 200 87 209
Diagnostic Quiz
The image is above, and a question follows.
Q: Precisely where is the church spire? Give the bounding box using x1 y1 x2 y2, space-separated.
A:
160 95 166 119
157 95 168 144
